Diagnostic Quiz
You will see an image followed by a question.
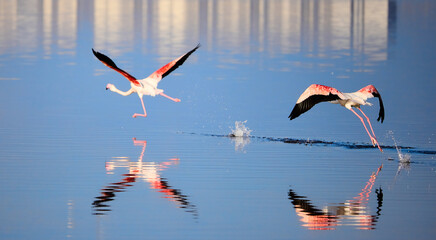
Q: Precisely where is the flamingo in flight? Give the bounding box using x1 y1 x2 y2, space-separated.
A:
92 44 200 118
289 84 385 152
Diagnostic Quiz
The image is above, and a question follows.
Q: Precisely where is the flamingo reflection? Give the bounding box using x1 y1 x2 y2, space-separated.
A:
92 138 197 217
288 164 383 230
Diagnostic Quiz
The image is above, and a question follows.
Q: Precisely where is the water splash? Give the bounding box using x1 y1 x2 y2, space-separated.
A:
229 121 252 137
229 121 252 152
388 131 411 178
389 131 411 163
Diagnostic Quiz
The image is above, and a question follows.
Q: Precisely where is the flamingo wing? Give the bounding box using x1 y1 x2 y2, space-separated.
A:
288 188 325 215
289 84 345 120
147 44 200 84
357 85 385 123
92 49 140 86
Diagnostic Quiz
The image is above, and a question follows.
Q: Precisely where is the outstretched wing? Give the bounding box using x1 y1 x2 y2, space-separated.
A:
357 85 385 123
289 84 345 120
288 188 325 216
147 44 200 84
92 49 140 86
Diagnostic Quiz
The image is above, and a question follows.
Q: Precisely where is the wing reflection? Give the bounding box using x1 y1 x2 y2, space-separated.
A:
92 138 197 217
288 164 383 230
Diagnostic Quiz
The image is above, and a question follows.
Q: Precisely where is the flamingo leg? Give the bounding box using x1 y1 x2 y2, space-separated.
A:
349 108 383 152
357 108 377 140
133 96 147 118
159 92 181 102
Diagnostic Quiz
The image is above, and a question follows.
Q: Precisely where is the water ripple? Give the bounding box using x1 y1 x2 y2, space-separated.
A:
183 132 436 155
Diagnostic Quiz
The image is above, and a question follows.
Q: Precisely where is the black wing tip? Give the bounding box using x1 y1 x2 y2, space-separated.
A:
288 93 340 122
288 113 300 120
377 116 384 123
92 48 104 56
377 110 385 123
160 43 200 79
288 103 306 121
189 43 200 53
92 48 98 55
91 48 118 69
288 105 301 120
190 43 200 53
92 48 103 58
373 92 385 124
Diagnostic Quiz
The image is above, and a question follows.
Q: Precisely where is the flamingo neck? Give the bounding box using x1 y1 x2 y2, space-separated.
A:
109 85 134 96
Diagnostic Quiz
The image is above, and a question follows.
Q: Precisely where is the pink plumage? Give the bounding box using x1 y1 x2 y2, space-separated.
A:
295 84 345 104
289 84 385 152
92 44 200 118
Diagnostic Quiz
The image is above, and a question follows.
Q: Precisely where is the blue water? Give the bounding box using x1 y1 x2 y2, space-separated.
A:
1 0 435 239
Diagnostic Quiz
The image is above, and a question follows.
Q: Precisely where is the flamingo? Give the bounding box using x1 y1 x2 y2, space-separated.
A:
288 164 383 230
95 138 197 217
92 44 200 118
288 84 385 152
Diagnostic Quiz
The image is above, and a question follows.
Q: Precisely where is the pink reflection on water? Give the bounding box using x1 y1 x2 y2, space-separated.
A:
93 138 197 217
289 164 383 230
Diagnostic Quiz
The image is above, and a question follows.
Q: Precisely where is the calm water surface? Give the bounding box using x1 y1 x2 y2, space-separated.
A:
1 0 435 239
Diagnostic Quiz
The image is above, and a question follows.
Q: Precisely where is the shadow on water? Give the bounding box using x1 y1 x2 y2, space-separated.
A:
288 165 384 230
92 138 197 218
183 132 436 155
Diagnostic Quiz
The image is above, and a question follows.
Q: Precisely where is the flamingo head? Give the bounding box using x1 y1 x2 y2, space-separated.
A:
106 83 114 91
